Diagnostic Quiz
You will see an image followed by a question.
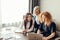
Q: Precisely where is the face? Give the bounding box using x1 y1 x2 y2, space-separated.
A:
35 8 40 15
42 15 45 22
27 15 32 22
42 15 48 23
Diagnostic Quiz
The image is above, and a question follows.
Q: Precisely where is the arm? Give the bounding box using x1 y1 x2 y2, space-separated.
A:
19 21 26 32
46 32 55 40
43 32 55 40
37 29 41 34
27 20 34 32
19 21 24 29
27 25 34 32
44 22 56 40
37 23 43 34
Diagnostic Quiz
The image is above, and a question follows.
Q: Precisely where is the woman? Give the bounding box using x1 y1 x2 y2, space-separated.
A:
33 6 40 24
38 11 56 40
20 13 34 33
33 6 41 33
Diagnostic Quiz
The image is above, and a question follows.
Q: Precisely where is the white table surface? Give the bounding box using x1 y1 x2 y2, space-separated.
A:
0 27 28 40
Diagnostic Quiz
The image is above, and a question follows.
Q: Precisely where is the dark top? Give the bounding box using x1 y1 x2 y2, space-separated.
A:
34 21 40 33
39 22 56 37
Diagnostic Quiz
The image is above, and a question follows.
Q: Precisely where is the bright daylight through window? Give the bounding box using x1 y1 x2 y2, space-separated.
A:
1 0 29 24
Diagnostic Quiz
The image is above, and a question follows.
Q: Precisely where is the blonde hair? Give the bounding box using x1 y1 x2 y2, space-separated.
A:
33 6 40 16
40 11 52 26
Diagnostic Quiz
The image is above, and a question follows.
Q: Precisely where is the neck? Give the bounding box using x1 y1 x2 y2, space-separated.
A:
45 21 51 26
36 13 40 16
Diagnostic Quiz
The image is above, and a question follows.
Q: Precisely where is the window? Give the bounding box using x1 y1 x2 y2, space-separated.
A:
1 0 29 24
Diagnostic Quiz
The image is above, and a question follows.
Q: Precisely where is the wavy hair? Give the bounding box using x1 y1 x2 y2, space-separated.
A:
39 11 52 26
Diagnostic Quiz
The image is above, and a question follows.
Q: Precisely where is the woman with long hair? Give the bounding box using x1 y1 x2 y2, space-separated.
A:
20 13 34 33
33 6 41 33
38 11 56 40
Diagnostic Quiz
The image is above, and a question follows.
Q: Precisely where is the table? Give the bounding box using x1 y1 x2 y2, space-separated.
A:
1 33 28 40
1 27 28 40
15 33 28 40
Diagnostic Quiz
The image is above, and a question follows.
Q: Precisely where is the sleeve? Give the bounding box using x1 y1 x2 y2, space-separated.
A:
39 23 45 34
19 21 25 30
27 25 34 32
39 23 43 31
51 22 56 33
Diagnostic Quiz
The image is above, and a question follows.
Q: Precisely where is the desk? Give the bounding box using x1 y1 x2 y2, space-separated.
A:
1 33 28 40
1 27 28 40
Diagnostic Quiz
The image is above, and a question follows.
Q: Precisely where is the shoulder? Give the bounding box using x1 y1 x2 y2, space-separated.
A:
51 22 56 28
51 22 56 25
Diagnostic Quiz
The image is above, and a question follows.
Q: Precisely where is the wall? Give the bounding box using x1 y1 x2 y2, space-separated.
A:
0 0 2 31
40 0 60 31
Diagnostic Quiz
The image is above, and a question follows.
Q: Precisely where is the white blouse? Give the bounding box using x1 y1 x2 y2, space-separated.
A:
35 15 40 24
19 20 34 32
34 14 40 24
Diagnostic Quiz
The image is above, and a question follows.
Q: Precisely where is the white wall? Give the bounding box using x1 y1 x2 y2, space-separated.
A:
40 0 60 27
0 0 2 31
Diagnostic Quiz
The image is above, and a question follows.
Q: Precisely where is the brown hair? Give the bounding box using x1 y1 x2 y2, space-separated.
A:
40 11 52 26
24 13 33 29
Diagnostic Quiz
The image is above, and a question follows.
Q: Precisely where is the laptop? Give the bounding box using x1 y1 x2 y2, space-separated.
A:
28 33 42 40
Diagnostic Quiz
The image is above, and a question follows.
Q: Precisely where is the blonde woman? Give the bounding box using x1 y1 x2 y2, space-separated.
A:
33 6 41 33
33 6 40 24
38 11 56 40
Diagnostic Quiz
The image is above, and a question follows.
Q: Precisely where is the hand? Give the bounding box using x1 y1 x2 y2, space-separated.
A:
43 37 48 40
23 30 27 36
23 29 27 32
37 29 40 34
